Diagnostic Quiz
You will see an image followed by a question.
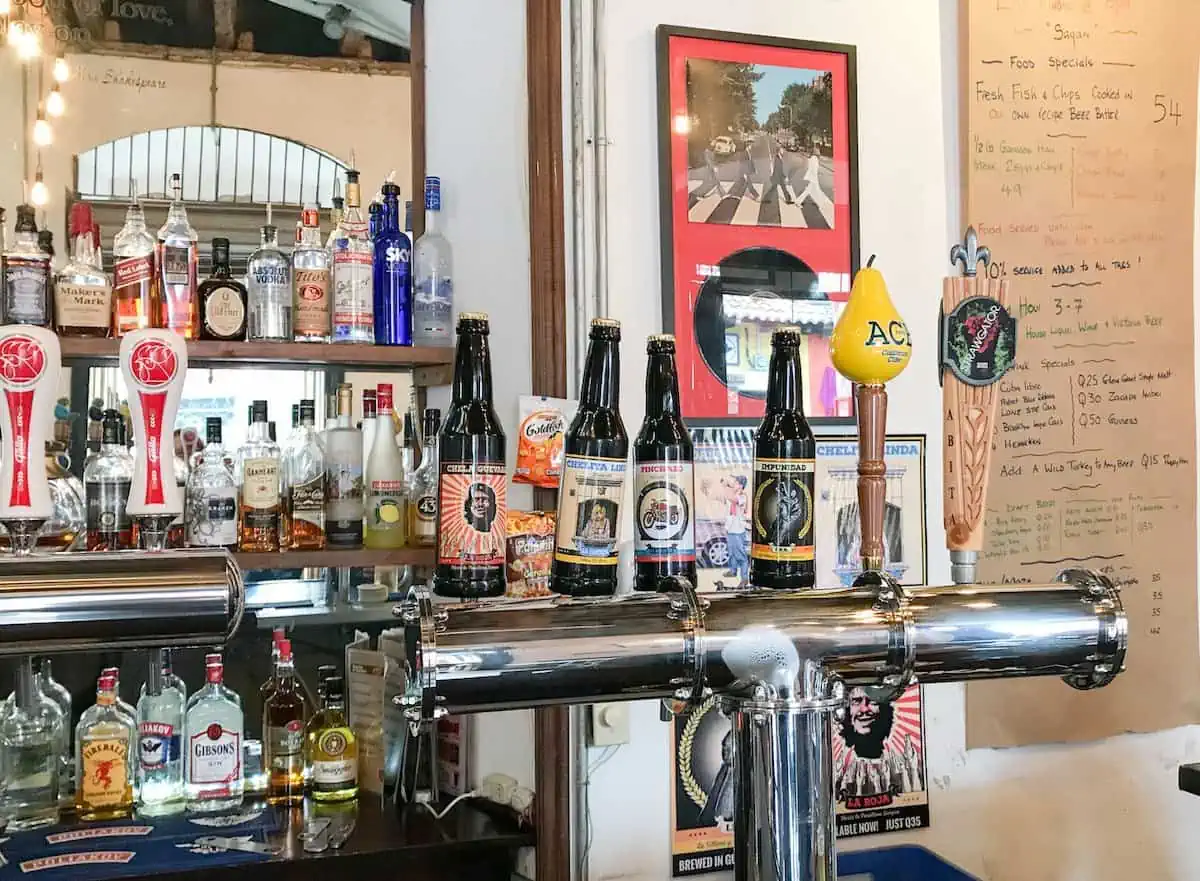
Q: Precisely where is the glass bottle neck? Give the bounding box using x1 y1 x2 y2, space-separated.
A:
452 333 495 404
71 231 94 266
644 351 681 419
248 420 272 443
766 345 804 412
423 208 439 235
581 339 620 410
380 197 401 234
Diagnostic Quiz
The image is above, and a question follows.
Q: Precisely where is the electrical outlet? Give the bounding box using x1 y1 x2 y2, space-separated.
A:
589 702 630 746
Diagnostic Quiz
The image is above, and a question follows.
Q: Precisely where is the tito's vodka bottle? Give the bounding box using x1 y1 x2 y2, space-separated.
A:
156 174 199 338
85 409 134 551
113 192 158 336
293 204 331 342
185 654 244 813
330 170 374 343
247 218 292 341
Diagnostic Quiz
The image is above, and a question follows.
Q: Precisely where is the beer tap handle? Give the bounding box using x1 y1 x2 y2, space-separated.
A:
855 384 888 571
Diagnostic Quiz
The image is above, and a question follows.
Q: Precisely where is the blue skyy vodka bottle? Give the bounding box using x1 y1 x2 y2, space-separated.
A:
412 176 454 346
372 182 412 346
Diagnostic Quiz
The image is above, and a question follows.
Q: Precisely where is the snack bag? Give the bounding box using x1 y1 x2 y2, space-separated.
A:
514 395 575 489
506 510 555 598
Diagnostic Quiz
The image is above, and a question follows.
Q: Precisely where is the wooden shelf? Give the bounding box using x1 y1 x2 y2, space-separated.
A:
234 546 435 570
59 337 454 370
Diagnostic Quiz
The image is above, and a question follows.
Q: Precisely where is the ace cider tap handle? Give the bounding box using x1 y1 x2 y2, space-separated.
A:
120 329 188 550
0 326 61 554
942 227 1016 584
829 255 911 574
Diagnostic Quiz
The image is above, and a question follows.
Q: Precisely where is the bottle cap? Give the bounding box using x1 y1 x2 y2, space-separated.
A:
457 312 490 335
97 674 116 690
14 204 36 232
592 317 620 328
377 383 394 411
771 326 804 346
345 170 360 185
299 399 316 423
102 409 123 445
205 652 222 664
38 229 54 255
69 201 94 237
92 222 101 251
382 182 401 198
278 639 292 660
268 421 277 443
590 317 621 340
251 400 268 423
301 204 320 228
647 334 676 352
212 237 230 259
205 417 223 445
261 224 278 240
424 175 441 212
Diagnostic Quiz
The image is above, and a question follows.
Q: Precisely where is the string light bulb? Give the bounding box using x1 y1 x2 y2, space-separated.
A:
17 27 40 60
30 172 48 208
33 110 51 147
46 85 64 117
6 19 21 47
53 55 69 83
0 0 12 16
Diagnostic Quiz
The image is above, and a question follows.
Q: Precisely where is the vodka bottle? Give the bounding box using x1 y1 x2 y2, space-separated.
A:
156 174 199 338
0 659 61 827
186 417 239 549
75 673 134 821
325 384 364 547
2 204 51 326
330 171 374 343
372 182 412 346
293 204 331 342
136 654 185 816
185 654 244 813
412 176 454 346
113 192 157 336
247 219 292 341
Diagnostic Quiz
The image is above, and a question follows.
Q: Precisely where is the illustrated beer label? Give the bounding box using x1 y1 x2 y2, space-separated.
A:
940 295 1017 386
81 739 130 808
56 282 112 329
634 461 695 563
751 458 816 562
554 455 627 566
294 268 331 335
188 723 241 785
202 284 245 338
138 721 180 770
438 461 506 566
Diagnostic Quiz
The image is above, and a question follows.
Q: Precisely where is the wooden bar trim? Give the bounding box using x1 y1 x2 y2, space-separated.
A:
411 0 428 239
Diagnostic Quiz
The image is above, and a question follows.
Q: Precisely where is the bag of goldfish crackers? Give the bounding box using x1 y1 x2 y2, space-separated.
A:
514 395 576 489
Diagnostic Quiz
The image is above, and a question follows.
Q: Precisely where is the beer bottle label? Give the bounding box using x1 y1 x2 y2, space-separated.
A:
750 458 816 561
554 455 626 566
438 461 507 566
633 461 695 563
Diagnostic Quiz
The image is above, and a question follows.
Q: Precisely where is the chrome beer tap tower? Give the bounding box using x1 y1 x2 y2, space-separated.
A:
395 255 1128 881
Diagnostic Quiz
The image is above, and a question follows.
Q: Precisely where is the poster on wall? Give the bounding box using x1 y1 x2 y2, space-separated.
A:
669 695 735 877
691 429 926 591
656 26 859 425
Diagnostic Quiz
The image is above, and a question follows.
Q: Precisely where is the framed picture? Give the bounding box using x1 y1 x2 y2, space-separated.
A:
657 26 860 425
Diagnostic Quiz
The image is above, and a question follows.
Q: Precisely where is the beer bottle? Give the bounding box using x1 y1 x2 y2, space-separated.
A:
633 334 696 591
750 327 816 589
551 318 628 597
433 312 507 598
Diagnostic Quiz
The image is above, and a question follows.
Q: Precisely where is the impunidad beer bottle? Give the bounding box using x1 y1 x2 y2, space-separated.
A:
551 318 628 597
433 312 507 598
750 327 817 589
633 334 697 591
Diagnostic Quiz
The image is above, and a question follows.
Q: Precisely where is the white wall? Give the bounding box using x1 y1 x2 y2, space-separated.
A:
586 2 1200 880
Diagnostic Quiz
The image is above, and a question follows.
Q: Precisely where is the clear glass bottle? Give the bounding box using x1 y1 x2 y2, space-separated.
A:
0 659 61 827
264 639 307 806
186 417 239 549
325 384 364 548
286 399 327 550
412 176 454 346
140 649 187 704
55 201 113 338
409 408 441 547
136 653 185 816
156 173 199 339
330 170 375 343
324 192 344 250
102 667 139 730
247 219 292 341
113 191 157 336
361 388 377 472
75 672 135 821
293 204 331 342
238 401 282 553
305 675 358 802
37 658 73 808
365 384 408 549
85 409 135 551
2 204 51 326
185 653 244 813
37 659 72 724
198 238 248 341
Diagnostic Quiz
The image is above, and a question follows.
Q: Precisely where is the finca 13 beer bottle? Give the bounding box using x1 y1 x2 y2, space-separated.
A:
633 334 696 591
551 318 628 597
433 312 507 598
750 327 816 589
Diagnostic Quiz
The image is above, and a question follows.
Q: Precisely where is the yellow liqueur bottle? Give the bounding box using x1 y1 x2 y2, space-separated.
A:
75 673 135 821
306 675 358 802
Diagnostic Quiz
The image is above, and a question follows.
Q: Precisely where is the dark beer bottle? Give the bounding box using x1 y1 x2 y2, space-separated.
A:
633 334 696 591
551 318 628 597
433 312 507 598
750 327 817 589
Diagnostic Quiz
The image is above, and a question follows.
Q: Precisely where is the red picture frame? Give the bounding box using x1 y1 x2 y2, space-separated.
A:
656 26 860 425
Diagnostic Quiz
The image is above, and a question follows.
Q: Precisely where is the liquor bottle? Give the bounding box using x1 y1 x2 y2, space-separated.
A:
55 202 113 338
102 667 139 729
286 399 327 550
0 659 62 826
113 191 158 336
365 383 408 549
552 318 628 597
361 387 378 468
404 200 413 237
37 659 72 724
305 675 358 802
2 204 51 326
186 417 239 549
325 384 364 548
373 182 413 346
198 238 248 341
75 673 135 821
412 176 454 346
140 648 187 703
184 653 244 813
263 639 308 805
247 216 292 342
85 409 134 551
260 631 285 706
136 654 184 816
238 401 282 552
750 327 817 589
293 204 331 342
633 334 696 591
325 193 345 251
367 198 382 242
330 170 374 343
409 408 441 547
434 313 507 598
91 223 103 269
314 665 337 704
156 173 199 339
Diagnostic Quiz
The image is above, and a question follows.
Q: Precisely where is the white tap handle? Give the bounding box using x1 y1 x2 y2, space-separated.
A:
0 326 60 521
120 329 187 517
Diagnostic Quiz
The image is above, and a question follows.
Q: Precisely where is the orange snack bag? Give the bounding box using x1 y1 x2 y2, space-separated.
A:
514 395 575 489
506 510 555 598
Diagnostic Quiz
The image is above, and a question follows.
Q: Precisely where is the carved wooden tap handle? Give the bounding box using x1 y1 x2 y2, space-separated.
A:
856 383 888 572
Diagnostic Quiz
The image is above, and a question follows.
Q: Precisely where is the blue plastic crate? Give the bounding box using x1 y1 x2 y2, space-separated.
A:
838 845 979 881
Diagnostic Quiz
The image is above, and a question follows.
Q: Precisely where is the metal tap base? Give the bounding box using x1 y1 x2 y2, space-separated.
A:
1 519 46 556
949 549 978 586
135 514 177 552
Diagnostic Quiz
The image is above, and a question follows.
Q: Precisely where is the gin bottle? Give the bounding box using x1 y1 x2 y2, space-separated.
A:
156 173 199 338
185 654 244 813
136 654 184 816
293 204 331 342
412 176 454 346
247 217 292 341
0 659 61 827
186 417 239 549
330 170 374 343
75 673 134 821
2 204 50 326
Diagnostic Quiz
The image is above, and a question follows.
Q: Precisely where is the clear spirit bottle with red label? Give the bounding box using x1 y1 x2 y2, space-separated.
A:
184 653 244 813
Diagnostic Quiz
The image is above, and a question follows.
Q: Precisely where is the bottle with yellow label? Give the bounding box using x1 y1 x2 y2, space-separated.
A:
306 676 358 802
75 673 135 821
364 384 408 549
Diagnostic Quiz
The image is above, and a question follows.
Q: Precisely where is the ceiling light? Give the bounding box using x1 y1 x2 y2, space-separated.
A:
17 27 39 60
53 55 68 83
33 112 51 146
30 172 48 207
46 86 64 117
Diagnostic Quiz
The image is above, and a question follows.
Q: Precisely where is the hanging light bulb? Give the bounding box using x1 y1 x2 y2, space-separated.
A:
33 110 52 147
6 19 22 47
30 172 48 208
17 26 40 60
53 54 69 83
46 85 64 117
0 0 12 16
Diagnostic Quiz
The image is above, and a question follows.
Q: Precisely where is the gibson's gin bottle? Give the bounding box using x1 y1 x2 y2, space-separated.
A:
185 654 244 813
247 219 292 341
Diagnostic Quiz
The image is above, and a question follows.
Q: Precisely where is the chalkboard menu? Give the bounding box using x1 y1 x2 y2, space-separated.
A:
965 1 1200 746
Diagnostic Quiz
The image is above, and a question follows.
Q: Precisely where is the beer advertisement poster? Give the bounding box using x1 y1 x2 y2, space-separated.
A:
670 695 734 877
